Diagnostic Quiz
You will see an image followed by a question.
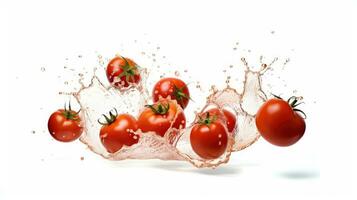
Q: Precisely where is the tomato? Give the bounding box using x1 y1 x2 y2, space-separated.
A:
106 56 141 88
202 108 236 133
99 110 139 153
137 99 186 137
190 113 228 159
255 96 306 146
48 103 83 142
152 78 190 109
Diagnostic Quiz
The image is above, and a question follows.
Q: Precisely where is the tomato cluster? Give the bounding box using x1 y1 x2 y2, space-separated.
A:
47 55 307 162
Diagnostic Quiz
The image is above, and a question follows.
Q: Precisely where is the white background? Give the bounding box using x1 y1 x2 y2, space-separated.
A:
1 0 357 199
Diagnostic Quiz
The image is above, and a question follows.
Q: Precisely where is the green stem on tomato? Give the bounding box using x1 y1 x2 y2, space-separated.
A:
145 103 170 115
98 108 118 125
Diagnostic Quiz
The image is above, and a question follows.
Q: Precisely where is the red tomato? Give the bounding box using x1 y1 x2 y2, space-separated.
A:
137 99 186 137
190 113 228 159
152 78 190 109
48 104 83 142
99 111 139 153
106 56 141 88
255 96 306 146
202 108 236 133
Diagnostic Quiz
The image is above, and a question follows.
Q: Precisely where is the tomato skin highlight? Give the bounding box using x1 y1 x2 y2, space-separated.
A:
48 109 83 142
152 78 190 109
190 121 228 159
106 56 141 88
203 108 236 133
137 100 186 137
255 98 306 146
99 114 139 153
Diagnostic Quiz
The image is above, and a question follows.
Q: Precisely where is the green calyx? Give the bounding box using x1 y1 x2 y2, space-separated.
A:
272 94 306 118
146 103 170 115
62 102 80 120
198 112 217 125
117 56 139 83
98 108 118 125
173 84 190 105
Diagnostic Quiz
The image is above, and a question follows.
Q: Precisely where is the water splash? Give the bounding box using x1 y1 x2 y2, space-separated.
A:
62 55 278 168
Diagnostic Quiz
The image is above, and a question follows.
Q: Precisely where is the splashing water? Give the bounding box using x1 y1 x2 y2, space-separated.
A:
59 53 279 168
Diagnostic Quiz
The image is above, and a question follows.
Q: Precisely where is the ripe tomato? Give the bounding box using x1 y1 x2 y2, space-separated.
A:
106 56 141 88
99 110 139 153
202 108 236 133
152 78 190 109
190 113 228 159
255 96 306 146
137 99 186 137
48 103 83 142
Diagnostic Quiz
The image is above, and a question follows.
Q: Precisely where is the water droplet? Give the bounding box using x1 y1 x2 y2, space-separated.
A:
40 67 46 72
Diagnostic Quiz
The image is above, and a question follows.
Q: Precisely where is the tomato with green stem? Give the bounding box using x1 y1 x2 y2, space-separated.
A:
255 95 306 146
137 99 186 137
152 78 190 109
98 109 139 153
190 112 228 159
48 102 83 142
201 108 236 133
106 56 141 88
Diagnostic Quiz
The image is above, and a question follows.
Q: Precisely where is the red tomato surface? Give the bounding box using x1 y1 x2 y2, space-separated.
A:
106 56 141 88
99 113 139 153
48 109 83 142
137 99 186 137
152 78 190 109
255 97 306 146
190 114 228 159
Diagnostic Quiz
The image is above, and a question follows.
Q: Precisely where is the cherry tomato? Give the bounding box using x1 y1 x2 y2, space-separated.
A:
99 110 140 153
152 78 190 109
48 103 83 142
190 113 228 159
106 56 141 88
202 108 236 133
137 99 186 137
255 96 306 146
